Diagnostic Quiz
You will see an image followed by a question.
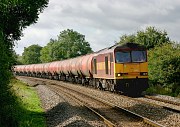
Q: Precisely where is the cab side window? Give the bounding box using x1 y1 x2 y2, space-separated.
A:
93 59 97 74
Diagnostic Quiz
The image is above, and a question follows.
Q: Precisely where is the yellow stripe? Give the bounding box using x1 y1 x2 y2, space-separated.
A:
114 62 148 79
94 77 114 79
97 62 105 70
97 62 113 70
115 76 148 79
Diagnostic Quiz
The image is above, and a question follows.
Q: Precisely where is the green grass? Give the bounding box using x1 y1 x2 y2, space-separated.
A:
146 85 171 95
146 84 180 97
9 79 46 127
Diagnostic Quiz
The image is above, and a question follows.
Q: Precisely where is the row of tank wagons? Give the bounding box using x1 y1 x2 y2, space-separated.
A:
14 53 95 80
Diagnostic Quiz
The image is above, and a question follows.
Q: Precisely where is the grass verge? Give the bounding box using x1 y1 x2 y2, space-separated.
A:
9 78 46 127
146 84 180 97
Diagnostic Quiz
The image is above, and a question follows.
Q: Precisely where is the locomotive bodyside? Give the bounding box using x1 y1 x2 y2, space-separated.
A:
92 47 116 91
93 50 114 79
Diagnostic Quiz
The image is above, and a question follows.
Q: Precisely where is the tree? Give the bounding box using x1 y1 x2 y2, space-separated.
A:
57 29 93 58
119 34 136 44
0 0 48 42
0 0 48 126
22 44 42 64
0 30 18 127
135 27 170 49
148 43 180 96
40 29 93 62
12 51 23 65
118 26 170 49
40 39 55 62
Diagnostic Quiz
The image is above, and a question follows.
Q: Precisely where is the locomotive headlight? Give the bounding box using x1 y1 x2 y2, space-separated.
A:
140 72 148 76
116 73 121 77
117 73 121 77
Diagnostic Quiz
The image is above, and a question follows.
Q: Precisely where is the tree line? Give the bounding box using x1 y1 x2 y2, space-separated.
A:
18 29 93 64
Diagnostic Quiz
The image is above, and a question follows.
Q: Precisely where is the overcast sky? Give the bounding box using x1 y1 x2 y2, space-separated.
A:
14 0 180 55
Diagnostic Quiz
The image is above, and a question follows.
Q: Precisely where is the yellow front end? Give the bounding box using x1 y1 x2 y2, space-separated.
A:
114 62 148 79
114 62 148 96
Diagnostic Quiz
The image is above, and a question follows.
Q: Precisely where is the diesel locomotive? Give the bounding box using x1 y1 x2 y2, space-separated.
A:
14 43 148 96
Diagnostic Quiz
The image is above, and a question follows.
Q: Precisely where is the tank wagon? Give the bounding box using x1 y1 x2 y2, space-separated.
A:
14 43 148 96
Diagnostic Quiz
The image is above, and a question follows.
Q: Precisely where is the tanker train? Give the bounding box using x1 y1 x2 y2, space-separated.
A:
14 43 148 96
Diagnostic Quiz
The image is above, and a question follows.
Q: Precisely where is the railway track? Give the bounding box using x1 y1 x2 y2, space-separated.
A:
144 95 180 106
80 84 180 114
47 84 116 127
69 83 180 114
140 95 180 113
45 81 164 127
113 94 180 114
17 76 180 126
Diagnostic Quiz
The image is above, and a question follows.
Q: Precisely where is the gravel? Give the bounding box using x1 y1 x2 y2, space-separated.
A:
153 94 180 104
136 97 180 111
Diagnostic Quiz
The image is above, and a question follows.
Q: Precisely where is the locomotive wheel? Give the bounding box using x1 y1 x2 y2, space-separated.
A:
106 80 115 92
96 81 100 89
89 79 93 86
98 81 103 90
110 84 115 92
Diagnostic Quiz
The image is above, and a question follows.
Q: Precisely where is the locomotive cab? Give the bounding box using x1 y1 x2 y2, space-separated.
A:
114 43 148 96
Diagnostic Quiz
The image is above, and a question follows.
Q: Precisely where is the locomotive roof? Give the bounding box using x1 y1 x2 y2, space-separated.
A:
115 42 146 50
95 42 146 54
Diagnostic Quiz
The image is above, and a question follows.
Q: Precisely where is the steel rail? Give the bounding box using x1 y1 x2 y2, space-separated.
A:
47 84 116 127
116 94 180 114
145 95 180 106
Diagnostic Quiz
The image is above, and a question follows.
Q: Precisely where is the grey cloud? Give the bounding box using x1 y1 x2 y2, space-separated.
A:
15 0 180 54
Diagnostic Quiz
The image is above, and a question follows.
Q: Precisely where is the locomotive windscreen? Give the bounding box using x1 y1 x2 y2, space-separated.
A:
115 50 147 63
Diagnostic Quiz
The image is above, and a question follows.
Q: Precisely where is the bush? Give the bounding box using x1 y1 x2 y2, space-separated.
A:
148 43 180 96
0 32 18 126
146 85 172 95
0 1 48 126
